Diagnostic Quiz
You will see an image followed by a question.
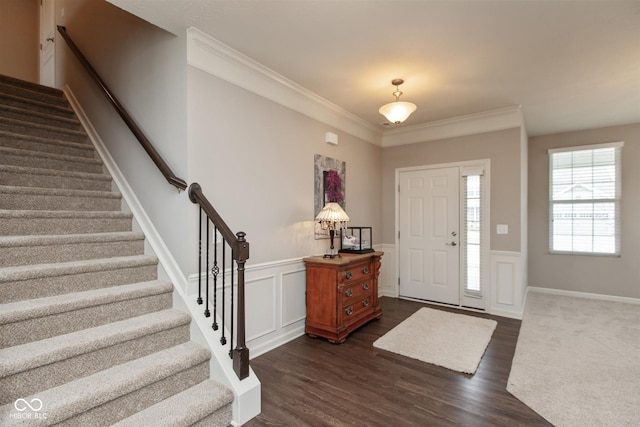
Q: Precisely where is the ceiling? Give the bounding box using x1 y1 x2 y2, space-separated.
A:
109 0 639 137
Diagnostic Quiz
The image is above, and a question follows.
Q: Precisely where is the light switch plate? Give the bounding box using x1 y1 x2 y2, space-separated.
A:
497 224 508 235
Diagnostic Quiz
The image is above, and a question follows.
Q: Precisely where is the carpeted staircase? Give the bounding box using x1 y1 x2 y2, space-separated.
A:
0 74 233 426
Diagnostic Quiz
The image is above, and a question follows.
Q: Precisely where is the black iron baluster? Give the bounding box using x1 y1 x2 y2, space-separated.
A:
204 218 210 317
229 253 235 359
212 226 219 331
220 243 227 346
197 207 203 305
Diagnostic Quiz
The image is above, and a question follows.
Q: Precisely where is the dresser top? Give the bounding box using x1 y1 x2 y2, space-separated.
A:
303 251 383 266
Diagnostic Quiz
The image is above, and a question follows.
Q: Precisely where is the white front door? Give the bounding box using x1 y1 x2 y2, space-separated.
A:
399 167 460 305
39 0 55 87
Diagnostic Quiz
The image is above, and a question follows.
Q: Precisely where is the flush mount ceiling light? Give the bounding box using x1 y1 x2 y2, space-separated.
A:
378 78 417 124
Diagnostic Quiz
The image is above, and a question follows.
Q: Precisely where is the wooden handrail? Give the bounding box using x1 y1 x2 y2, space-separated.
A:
188 183 249 260
189 182 250 380
57 26 187 191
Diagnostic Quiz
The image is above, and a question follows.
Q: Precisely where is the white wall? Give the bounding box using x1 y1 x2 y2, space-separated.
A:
0 0 39 82
53 0 192 277
187 66 383 267
528 123 640 298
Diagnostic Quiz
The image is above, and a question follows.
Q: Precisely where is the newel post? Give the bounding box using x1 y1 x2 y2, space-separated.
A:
232 231 250 380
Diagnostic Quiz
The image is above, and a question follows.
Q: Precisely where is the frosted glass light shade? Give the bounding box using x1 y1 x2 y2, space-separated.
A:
315 202 350 224
379 101 417 124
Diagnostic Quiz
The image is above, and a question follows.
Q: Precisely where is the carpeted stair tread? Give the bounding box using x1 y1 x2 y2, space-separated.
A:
113 379 234 427
0 84 68 108
0 164 112 191
0 341 211 426
0 254 157 283
0 231 142 248
0 115 88 139
0 209 130 220
0 74 64 97
0 209 133 236
0 90 75 117
0 145 104 174
0 308 190 377
0 185 120 199
0 185 121 211
0 103 81 130
0 129 96 158
0 231 145 267
0 279 171 326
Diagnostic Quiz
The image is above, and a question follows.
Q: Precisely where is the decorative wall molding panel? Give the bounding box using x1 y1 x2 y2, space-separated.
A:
490 250 524 319
188 257 308 358
377 244 397 298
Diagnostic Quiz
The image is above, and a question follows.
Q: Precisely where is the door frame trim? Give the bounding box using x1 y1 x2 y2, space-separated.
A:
395 159 491 308
39 0 56 87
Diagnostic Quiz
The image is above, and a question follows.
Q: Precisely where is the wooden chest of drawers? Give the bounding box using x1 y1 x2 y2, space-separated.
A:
303 252 383 343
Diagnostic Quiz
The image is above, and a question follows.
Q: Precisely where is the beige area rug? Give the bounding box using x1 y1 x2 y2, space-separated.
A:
373 307 497 374
507 292 640 427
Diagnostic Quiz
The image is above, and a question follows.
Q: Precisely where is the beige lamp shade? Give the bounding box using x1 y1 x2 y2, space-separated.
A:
315 202 350 224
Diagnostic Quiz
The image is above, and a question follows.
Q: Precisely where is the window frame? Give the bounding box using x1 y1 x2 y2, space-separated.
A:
548 141 623 257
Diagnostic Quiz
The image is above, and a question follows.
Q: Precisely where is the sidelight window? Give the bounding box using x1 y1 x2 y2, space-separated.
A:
462 169 484 295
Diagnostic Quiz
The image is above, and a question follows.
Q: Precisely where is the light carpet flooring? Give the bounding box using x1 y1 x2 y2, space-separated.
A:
373 307 497 374
507 291 640 427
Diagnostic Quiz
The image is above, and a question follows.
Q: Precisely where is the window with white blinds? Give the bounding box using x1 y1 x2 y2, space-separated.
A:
463 172 483 294
549 142 623 255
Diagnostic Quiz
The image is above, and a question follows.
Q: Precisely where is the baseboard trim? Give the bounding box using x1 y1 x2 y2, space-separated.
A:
527 286 640 305
249 324 306 359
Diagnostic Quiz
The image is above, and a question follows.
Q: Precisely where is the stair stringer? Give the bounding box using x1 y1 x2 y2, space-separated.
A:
64 85 261 426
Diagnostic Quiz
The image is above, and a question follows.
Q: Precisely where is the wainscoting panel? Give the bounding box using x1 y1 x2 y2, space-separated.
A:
377 244 397 298
245 275 277 342
188 258 308 359
281 268 307 327
490 251 524 318
376 244 524 318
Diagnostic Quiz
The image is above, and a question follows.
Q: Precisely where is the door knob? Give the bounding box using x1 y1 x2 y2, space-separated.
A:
46 37 54 42
446 241 457 246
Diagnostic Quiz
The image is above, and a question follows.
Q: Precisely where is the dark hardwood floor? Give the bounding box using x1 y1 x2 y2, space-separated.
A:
245 297 551 427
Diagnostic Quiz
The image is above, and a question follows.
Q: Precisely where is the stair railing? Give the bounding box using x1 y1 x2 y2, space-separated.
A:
57 25 186 191
189 183 250 380
58 26 250 380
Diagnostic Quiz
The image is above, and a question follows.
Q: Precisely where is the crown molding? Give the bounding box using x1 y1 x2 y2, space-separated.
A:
187 27 524 149
381 106 524 147
187 27 382 145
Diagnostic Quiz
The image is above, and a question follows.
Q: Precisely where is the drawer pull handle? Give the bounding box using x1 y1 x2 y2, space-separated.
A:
346 271 353 280
362 282 369 290
362 266 369 274
345 288 353 297
345 306 353 316
363 298 369 307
